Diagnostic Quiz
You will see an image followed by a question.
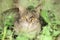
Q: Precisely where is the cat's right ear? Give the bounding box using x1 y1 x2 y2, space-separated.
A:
18 6 27 17
19 6 26 13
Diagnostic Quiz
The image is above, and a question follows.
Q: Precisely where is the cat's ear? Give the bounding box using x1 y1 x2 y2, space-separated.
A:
33 4 42 18
18 6 27 17
35 3 42 18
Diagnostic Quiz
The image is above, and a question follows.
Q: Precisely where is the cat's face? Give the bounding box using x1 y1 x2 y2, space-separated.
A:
14 4 41 33
19 9 39 23
14 10 41 33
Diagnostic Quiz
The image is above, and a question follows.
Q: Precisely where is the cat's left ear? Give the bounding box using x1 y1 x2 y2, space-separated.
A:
33 3 42 18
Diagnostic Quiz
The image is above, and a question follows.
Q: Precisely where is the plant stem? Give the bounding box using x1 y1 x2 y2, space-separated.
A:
2 26 7 40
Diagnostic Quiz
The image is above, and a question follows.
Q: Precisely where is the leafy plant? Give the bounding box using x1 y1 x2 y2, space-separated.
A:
0 0 60 40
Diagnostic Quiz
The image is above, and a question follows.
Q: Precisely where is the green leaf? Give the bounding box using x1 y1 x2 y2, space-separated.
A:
52 30 60 36
40 35 52 40
41 10 50 23
16 35 28 40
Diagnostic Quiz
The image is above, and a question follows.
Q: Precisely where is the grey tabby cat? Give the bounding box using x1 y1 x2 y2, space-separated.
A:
13 0 41 39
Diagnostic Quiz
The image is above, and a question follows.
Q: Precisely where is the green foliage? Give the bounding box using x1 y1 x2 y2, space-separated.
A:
40 0 60 40
0 0 60 40
41 10 50 23
16 34 28 40
0 8 17 40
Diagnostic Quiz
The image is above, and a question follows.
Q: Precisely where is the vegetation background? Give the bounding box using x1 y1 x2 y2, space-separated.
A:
0 0 60 40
